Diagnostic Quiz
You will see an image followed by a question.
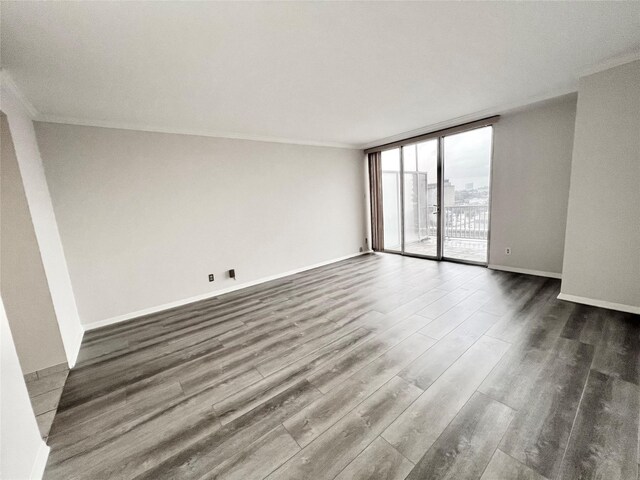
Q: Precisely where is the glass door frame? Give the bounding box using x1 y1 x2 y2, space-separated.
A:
381 140 442 261
377 123 495 267
439 127 493 266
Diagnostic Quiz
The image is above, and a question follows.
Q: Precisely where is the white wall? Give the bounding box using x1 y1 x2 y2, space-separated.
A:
560 60 640 312
1 115 67 373
489 94 577 276
0 297 50 479
34 123 367 326
0 78 84 366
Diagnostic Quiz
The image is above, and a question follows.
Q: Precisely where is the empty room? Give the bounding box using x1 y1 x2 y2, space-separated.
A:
1 2 639 479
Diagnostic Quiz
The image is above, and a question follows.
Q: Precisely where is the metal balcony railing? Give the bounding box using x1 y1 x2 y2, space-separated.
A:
425 205 489 240
444 205 489 240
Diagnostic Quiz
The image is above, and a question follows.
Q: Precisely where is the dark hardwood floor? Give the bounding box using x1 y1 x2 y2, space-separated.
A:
43 253 640 480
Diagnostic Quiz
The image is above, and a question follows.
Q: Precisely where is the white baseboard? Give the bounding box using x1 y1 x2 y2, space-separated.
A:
488 264 562 279
30 441 50 480
84 251 370 331
557 293 640 315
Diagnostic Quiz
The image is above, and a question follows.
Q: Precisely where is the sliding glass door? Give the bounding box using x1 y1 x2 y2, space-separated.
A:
376 125 493 265
381 148 402 252
403 140 439 258
442 127 492 263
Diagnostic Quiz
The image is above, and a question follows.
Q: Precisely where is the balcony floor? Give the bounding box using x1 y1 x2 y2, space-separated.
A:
387 237 488 263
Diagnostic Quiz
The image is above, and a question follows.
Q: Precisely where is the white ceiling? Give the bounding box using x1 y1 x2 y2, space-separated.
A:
2 2 639 148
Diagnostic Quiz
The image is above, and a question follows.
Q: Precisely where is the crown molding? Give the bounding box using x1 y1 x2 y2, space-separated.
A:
358 85 577 150
578 50 640 78
0 69 39 119
8 50 638 152
1 69 359 149
36 113 361 149
35 114 359 149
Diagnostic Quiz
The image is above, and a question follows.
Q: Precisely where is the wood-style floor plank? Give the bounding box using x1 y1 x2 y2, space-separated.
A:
266 376 421 480
283 333 435 447
559 370 639 480
130 381 322 480
484 279 560 344
591 311 640 386
204 425 300 480
478 343 553 410
560 303 606 346
417 287 476 319
212 327 372 425
418 290 491 340
306 314 435 394
499 338 595 479
334 437 414 480
381 335 511 463
480 449 550 480
399 310 501 390
405 391 514 480
40 254 640 480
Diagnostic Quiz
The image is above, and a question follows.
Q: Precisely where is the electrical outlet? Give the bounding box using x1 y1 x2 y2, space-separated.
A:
228 269 236 279
505 247 511 255
208 274 214 282
359 247 363 252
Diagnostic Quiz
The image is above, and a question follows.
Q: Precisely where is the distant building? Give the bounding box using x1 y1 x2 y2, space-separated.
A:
427 180 455 206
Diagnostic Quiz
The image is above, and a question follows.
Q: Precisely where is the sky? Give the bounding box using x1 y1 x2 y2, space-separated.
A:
381 126 493 191
443 126 492 190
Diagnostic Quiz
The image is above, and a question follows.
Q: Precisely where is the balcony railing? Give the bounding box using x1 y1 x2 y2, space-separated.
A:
426 205 489 240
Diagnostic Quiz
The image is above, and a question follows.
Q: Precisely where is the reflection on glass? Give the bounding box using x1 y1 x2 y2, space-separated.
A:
442 127 492 263
403 140 438 257
381 148 401 251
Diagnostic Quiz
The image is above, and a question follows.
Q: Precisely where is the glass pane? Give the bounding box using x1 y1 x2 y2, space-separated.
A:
442 126 492 263
403 144 417 171
404 139 438 257
381 148 401 251
381 149 400 171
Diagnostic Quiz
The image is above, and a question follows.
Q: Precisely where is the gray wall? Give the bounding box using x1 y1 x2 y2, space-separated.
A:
561 60 640 310
35 123 367 326
489 95 577 275
1 115 67 373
